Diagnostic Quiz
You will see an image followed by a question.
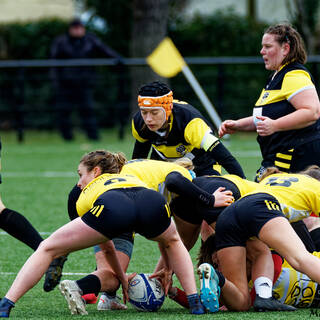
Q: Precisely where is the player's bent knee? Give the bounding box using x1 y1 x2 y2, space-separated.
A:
37 238 68 259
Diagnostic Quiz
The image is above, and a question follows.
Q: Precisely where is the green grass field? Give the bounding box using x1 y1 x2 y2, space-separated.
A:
0 129 314 319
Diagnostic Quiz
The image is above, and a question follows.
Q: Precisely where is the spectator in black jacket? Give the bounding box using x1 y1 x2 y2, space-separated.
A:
51 18 123 141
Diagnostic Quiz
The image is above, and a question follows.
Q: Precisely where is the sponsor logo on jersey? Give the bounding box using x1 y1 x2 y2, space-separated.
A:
260 92 269 104
176 144 186 156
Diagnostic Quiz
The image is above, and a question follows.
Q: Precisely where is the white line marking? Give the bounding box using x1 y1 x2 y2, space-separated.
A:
2 172 77 178
0 150 261 179
0 272 88 276
0 231 52 235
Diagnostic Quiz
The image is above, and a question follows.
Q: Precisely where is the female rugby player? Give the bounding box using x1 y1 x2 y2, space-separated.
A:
201 167 320 312
66 151 233 310
0 153 210 317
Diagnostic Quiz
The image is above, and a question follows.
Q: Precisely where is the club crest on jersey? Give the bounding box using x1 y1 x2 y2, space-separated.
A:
260 92 269 104
176 145 186 155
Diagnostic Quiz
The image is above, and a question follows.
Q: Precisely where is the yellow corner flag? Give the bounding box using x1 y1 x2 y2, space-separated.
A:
148 37 222 130
147 37 186 78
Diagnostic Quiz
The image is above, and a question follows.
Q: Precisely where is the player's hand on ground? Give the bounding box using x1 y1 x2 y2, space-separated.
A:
219 120 237 137
149 268 172 296
213 187 234 207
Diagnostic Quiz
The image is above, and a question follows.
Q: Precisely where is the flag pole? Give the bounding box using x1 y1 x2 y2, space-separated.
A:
147 37 223 132
181 65 222 130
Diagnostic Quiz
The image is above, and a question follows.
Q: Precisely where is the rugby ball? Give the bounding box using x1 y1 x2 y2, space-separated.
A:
128 273 165 312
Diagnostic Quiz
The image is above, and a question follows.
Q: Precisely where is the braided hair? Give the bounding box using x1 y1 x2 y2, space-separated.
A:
80 150 127 174
264 23 307 65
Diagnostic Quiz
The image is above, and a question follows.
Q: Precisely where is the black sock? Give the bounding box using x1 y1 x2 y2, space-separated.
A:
291 220 316 253
0 208 43 250
76 274 101 295
310 228 320 251
104 291 116 298
215 270 225 288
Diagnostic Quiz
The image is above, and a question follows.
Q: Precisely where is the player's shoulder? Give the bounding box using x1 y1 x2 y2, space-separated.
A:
172 101 206 123
282 62 313 80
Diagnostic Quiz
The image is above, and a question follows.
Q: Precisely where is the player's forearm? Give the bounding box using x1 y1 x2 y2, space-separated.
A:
100 241 126 282
209 143 246 178
132 140 151 159
235 116 256 131
165 172 215 206
273 108 318 131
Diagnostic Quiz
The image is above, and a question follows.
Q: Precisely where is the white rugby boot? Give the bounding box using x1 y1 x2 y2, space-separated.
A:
59 280 88 315
97 292 127 310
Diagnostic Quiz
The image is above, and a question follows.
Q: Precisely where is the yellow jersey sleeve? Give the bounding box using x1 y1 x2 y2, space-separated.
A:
132 119 148 143
255 70 314 107
76 190 93 217
282 70 314 100
184 118 218 151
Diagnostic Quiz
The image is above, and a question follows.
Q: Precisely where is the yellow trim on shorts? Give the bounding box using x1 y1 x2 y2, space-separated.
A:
274 161 290 169
165 203 171 218
276 153 292 160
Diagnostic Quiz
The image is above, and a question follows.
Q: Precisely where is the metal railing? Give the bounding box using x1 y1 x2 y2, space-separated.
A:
0 56 319 141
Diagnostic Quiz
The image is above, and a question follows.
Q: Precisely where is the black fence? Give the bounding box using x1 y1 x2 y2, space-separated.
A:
1 56 320 141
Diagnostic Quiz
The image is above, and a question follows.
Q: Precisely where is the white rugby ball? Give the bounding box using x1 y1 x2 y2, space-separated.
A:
128 273 165 312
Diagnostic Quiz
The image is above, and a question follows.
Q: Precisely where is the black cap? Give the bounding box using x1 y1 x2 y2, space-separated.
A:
69 18 84 27
138 81 171 97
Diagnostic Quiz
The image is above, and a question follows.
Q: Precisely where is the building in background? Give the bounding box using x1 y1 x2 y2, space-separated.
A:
0 0 291 25
184 0 289 23
0 0 74 23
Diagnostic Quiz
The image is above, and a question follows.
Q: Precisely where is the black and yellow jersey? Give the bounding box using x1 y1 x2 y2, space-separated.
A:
132 101 218 164
0 138 2 184
76 173 148 217
195 174 258 198
254 62 320 170
132 101 245 177
254 173 320 222
219 174 259 196
273 251 320 307
120 159 192 202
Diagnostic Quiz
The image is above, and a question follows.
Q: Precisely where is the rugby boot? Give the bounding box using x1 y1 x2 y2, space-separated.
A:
43 255 68 292
97 293 127 310
187 294 205 315
198 263 220 312
59 280 88 315
254 294 296 312
0 298 14 318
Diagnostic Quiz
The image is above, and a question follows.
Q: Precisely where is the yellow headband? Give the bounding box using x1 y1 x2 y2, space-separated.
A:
138 91 173 120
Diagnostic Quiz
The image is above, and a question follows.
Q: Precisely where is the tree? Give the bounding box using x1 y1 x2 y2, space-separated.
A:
129 0 170 113
81 0 132 55
286 0 320 54
247 0 257 22
82 0 191 114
